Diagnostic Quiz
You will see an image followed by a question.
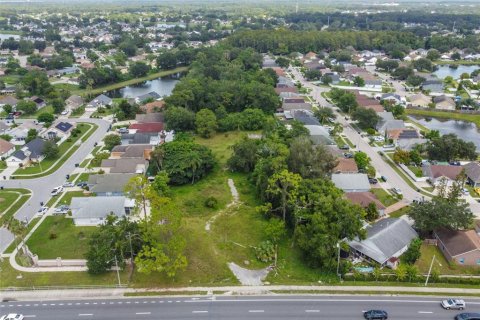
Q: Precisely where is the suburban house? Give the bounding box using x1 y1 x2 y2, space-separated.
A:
121 132 163 145
281 98 312 111
128 122 164 134
100 158 148 174
381 93 403 106
88 173 136 196
0 138 15 158
29 96 46 110
86 94 113 110
334 158 358 174
135 112 164 123
396 138 428 151
141 100 164 113
422 164 464 186
434 228 480 266
408 93 431 108
289 109 320 125
433 95 456 111
348 218 418 268
422 79 444 93
135 91 161 104
0 96 18 110
43 121 75 141
464 162 480 187
110 144 153 160
65 95 84 111
355 92 384 112
305 125 334 145
7 122 43 145
331 173 370 192
70 196 134 226
7 137 47 167
386 128 424 147
345 192 386 216
376 112 406 133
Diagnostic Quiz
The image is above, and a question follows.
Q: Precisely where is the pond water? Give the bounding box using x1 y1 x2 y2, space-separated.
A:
409 115 480 150
106 75 180 99
433 65 480 80
0 33 20 41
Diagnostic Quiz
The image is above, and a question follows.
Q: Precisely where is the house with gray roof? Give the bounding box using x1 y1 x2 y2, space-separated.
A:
135 112 164 123
70 196 134 226
464 162 480 187
86 94 112 110
422 79 444 94
66 95 84 110
305 125 334 145
135 91 161 104
331 173 370 192
375 112 405 133
348 218 418 268
7 138 47 167
88 173 136 196
101 158 148 174
121 132 161 145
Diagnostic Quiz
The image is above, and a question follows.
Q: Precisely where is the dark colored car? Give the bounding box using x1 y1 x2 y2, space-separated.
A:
369 178 378 184
455 313 480 320
77 182 88 187
381 175 387 182
364 310 388 320
340 144 350 150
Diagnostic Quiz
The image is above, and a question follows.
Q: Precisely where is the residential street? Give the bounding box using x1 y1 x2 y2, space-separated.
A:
0 295 478 320
0 118 111 253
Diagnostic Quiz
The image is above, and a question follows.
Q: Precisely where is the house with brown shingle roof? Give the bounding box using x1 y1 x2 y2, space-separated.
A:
345 191 386 216
141 100 164 113
422 164 464 186
334 158 358 174
354 91 384 112
435 228 480 266
0 138 14 158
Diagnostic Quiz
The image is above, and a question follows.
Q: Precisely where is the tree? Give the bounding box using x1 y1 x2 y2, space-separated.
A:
451 52 461 61
37 112 55 126
354 151 370 170
406 264 418 282
275 56 290 68
227 138 261 173
426 133 477 161
334 91 358 113
156 51 177 70
195 108 217 138
25 128 38 143
151 171 171 197
413 58 434 72
321 75 333 85
164 107 195 131
314 107 335 124
409 150 422 166
304 69 322 81
2 104 12 114
352 107 380 129
376 59 399 72
406 75 425 87
43 140 59 159
402 238 422 265
287 137 337 179
103 134 121 151
393 149 411 164
119 41 137 57
395 264 407 281
135 197 187 278
365 202 379 222
124 176 152 222
266 169 302 221
16 100 37 115
129 61 151 78
51 98 65 114
426 49 441 61
409 178 474 234
353 76 365 87
392 67 414 80
264 218 285 266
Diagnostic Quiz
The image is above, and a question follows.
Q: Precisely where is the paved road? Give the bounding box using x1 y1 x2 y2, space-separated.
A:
0 118 110 252
0 295 478 320
290 68 424 203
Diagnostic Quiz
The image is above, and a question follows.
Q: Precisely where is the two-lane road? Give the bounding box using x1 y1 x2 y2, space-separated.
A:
0 295 477 320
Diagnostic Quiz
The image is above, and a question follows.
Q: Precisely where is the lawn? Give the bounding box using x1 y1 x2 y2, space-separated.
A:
19 105 54 119
56 191 92 207
407 165 423 178
0 191 21 214
415 244 480 275
0 189 31 226
388 206 410 218
370 188 398 207
406 108 480 128
12 123 95 177
71 106 85 117
26 216 97 259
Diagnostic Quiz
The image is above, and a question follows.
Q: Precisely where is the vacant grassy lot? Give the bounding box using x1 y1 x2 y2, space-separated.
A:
370 188 398 207
406 108 480 128
415 244 480 275
13 123 94 177
26 216 96 259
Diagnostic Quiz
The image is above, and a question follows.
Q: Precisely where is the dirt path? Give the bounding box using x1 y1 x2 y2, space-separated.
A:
205 178 239 231
227 262 271 286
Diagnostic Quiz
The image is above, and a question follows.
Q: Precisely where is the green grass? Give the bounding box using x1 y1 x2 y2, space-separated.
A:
12 123 96 178
436 60 480 66
0 191 21 213
406 108 480 128
407 165 423 178
76 172 90 183
370 188 398 207
26 216 96 259
388 206 410 218
52 83 80 91
0 74 20 84
56 191 92 207
71 106 85 118
19 105 54 119
0 189 31 226
344 137 355 148
415 244 480 275
74 67 188 97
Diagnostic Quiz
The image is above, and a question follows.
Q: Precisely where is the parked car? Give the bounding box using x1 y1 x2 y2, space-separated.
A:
449 161 461 166
118 127 128 134
0 314 24 320
340 144 350 150
369 178 378 184
77 182 88 188
442 299 466 310
455 313 480 320
54 205 70 215
381 175 387 182
363 310 388 320
50 186 63 196
344 153 354 159
61 110 68 115
36 206 48 216
374 136 384 142
63 182 75 188
392 188 403 195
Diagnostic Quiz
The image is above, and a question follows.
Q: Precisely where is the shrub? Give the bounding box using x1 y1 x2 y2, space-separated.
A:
204 196 218 209
49 232 57 240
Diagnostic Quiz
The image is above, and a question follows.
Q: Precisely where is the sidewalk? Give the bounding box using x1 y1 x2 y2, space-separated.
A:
3 284 480 301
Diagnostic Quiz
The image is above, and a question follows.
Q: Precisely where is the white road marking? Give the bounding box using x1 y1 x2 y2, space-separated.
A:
135 312 151 315
305 310 320 313
418 311 434 314
23 316 36 318
249 310 264 313
192 311 208 313
78 314 93 316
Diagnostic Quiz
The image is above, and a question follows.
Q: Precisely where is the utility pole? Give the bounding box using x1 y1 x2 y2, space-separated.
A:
424 254 436 286
336 242 341 280
114 255 121 287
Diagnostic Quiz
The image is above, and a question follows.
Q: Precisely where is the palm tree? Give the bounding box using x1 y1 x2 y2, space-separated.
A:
189 152 202 184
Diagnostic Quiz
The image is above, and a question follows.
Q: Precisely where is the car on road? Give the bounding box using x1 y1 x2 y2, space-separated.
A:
53 205 70 215
0 314 24 320
442 299 466 310
36 206 48 216
392 188 402 195
363 310 388 320
63 182 75 188
51 186 63 196
455 313 480 320
381 175 387 182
